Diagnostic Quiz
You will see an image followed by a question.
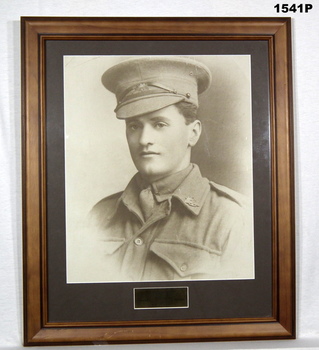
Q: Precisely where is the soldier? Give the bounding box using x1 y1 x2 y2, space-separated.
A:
80 56 254 282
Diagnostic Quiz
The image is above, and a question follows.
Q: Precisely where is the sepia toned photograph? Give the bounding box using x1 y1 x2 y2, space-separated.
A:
65 55 255 283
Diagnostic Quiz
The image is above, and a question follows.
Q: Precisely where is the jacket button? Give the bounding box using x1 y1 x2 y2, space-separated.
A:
134 237 144 246
180 264 188 272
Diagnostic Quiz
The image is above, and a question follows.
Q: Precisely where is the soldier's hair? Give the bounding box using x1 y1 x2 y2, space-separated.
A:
175 101 198 125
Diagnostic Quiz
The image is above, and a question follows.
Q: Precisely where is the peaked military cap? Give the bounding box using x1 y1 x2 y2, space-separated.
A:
101 56 212 119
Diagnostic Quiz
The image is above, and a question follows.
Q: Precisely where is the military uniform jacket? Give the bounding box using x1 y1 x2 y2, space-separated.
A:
72 164 254 282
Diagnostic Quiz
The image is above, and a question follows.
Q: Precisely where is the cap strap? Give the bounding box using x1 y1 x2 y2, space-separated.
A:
118 82 188 105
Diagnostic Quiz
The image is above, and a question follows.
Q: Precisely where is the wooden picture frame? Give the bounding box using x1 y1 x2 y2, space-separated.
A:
21 17 295 345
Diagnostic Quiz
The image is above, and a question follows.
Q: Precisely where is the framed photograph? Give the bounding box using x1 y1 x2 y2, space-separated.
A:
21 17 295 345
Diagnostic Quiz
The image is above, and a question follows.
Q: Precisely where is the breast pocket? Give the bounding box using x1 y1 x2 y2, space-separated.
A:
150 240 221 280
100 238 126 255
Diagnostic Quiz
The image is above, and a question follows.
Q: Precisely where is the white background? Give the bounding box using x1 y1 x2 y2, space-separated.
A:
1 0 318 349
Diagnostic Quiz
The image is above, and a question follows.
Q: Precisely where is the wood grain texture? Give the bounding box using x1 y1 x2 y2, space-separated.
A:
21 17 295 345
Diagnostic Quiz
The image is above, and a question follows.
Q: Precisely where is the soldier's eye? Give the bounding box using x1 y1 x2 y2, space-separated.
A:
127 123 139 131
155 122 167 129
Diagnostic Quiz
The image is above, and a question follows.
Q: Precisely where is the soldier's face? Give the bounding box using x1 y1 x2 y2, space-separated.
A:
125 104 201 183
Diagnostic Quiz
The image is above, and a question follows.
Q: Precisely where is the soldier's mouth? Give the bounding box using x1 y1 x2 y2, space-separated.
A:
140 151 160 157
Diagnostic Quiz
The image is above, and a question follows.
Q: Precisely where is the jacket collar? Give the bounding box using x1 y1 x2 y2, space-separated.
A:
167 164 210 215
116 164 210 218
150 164 192 197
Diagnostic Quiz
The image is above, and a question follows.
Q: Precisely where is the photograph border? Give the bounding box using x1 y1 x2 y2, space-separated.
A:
21 17 295 345
64 53 255 284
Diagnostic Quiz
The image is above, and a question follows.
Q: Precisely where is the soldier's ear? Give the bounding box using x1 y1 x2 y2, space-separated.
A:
188 120 201 147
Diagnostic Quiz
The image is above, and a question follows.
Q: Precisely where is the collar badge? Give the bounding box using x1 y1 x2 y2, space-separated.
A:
184 196 199 207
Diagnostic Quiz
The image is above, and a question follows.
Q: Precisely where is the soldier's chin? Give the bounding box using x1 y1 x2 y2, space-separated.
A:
137 166 167 183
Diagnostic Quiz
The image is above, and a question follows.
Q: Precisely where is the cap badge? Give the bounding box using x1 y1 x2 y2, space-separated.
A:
184 197 199 207
128 83 150 96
